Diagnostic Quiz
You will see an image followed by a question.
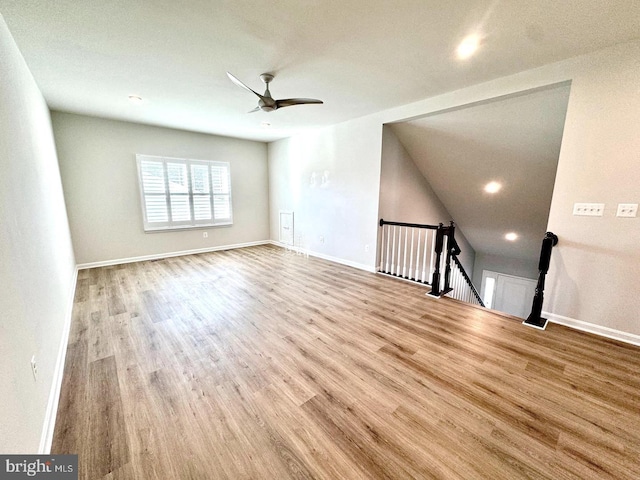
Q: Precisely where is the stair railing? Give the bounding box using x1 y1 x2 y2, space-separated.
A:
378 219 482 305
447 237 485 307
523 231 558 330
378 219 442 286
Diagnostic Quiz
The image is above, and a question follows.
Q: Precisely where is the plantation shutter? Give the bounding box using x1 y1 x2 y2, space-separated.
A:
211 164 231 221
136 155 233 231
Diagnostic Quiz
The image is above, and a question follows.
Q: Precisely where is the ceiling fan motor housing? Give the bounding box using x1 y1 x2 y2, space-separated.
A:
259 73 274 84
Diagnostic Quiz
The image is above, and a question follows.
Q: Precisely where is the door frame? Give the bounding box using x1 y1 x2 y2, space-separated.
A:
481 270 536 312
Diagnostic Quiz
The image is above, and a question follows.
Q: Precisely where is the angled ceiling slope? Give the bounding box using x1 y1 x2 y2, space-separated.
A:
0 1 639 141
390 83 571 261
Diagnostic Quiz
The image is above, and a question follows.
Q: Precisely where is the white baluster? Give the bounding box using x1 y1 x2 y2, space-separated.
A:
408 228 415 280
402 227 409 277
390 226 396 275
395 226 401 275
379 225 385 272
421 231 429 282
429 230 436 283
415 230 421 280
385 225 391 273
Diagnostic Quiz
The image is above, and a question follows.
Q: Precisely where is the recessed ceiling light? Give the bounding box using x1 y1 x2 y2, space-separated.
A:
457 34 480 60
260 122 271 128
484 181 502 194
505 232 518 241
128 95 143 104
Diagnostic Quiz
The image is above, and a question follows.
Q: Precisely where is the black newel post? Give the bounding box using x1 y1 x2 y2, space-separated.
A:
524 232 559 329
443 221 455 293
429 223 445 296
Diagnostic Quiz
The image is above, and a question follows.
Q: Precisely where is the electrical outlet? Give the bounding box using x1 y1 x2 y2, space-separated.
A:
573 203 605 216
202 231 208 238
365 244 370 252
319 235 325 244
30 356 38 381
617 203 638 217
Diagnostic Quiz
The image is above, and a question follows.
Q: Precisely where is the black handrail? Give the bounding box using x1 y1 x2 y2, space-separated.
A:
523 232 558 329
449 237 462 256
451 256 485 306
379 219 439 230
446 234 484 306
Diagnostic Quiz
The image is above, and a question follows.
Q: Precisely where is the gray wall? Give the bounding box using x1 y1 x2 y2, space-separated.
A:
52 113 270 265
0 16 76 453
543 43 640 334
472 253 538 289
379 126 476 274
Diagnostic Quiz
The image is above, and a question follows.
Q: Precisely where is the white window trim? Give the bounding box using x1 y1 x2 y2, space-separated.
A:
136 154 233 232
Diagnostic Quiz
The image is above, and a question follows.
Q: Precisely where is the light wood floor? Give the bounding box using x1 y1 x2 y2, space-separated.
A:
52 244 640 479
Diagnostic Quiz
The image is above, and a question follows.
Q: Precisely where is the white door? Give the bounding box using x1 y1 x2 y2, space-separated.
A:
279 211 294 246
493 274 537 318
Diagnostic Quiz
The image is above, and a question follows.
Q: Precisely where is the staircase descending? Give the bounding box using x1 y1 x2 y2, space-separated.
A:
377 219 484 307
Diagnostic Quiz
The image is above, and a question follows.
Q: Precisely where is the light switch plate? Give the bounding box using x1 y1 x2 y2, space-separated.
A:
616 203 638 217
573 203 605 216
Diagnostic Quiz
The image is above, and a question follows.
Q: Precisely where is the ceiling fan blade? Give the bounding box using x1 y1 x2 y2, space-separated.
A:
226 72 264 99
275 98 324 109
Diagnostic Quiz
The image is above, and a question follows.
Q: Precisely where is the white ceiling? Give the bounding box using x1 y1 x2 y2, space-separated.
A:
1 1 639 141
391 84 571 260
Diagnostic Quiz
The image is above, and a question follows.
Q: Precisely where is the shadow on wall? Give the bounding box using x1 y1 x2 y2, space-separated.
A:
546 239 640 331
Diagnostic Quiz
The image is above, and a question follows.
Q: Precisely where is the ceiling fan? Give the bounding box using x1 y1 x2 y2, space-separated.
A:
227 72 323 113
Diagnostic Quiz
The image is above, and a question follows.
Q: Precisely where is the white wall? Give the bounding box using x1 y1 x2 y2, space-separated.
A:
269 39 640 338
379 126 476 273
268 118 383 270
52 113 269 265
0 16 76 453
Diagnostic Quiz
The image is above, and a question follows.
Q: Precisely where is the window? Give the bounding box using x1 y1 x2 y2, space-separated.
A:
481 271 498 309
482 276 496 309
136 155 232 231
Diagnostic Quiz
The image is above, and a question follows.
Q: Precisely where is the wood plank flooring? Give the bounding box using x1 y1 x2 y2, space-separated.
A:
52 244 640 479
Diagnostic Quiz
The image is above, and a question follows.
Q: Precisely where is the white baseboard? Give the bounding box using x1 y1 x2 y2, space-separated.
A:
269 241 376 273
544 311 640 347
77 240 271 270
39 266 78 454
